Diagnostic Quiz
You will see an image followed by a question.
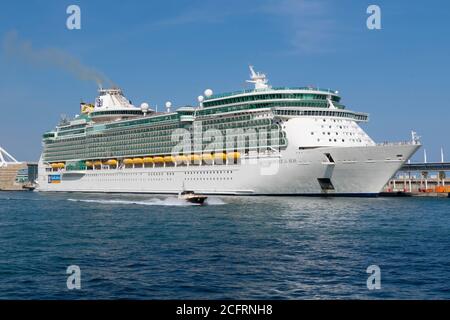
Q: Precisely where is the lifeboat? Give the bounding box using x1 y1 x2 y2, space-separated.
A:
123 158 134 165
93 161 102 166
214 152 227 163
188 154 201 163
227 152 240 160
153 156 164 164
175 155 188 164
143 157 154 163
51 163 65 169
133 158 144 165
106 159 118 166
202 153 213 164
164 155 176 163
85 161 93 167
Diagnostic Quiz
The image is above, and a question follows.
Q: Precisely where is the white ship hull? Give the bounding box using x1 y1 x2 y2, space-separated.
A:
36 144 419 196
37 73 421 196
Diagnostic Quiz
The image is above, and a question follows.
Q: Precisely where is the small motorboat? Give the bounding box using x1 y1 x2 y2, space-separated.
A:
22 182 36 191
178 190 208 204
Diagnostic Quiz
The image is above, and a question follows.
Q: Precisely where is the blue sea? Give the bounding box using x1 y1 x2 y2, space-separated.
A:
0 191 449 299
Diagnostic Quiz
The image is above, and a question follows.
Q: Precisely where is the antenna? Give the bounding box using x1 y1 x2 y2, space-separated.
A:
327 95 337 109
411 131 421 145
249 65 257 78
246 65 270 90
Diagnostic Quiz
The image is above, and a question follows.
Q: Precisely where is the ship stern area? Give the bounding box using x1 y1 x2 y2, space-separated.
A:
36 157 58 192
306 143 420 196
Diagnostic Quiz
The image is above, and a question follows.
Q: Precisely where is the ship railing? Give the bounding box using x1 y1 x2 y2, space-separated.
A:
375 141 419 146
241 150 283 159
206 87 339 100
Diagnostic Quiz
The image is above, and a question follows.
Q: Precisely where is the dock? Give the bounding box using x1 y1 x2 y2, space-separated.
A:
383 149 450 197
0 146 37 191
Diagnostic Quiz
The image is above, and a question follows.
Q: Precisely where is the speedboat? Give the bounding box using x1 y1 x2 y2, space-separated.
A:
178 190 208 204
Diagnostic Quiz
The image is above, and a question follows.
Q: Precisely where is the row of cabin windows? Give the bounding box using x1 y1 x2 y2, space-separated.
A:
45 119 277 151
274 109 367 121
44 139 285 158
45 124 281 154
48 114 272 146
43 139 288 161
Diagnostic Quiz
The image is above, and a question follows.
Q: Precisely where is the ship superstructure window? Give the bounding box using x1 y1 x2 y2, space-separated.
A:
202 92 340 108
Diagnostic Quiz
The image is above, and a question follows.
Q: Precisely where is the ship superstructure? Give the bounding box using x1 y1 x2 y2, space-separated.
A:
37 66 420 195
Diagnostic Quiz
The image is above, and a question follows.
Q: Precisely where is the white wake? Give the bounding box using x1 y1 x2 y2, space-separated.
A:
67 196 225 206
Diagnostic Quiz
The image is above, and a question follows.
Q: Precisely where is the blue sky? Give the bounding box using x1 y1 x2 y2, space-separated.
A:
0 0 449 161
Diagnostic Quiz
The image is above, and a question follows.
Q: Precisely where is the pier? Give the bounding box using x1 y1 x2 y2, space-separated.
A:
0 146 37 191
383 148 450 197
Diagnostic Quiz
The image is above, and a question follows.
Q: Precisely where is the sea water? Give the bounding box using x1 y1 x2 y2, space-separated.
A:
0 191 449 299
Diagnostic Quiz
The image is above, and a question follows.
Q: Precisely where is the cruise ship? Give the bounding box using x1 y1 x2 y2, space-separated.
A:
37 66 420 195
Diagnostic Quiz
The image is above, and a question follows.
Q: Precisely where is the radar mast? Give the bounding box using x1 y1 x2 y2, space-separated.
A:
246 65 271 90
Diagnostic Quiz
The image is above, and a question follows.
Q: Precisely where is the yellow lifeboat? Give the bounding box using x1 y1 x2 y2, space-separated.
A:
143 157 154 163
164 155 176 163
51 163 64 169
93 161 102 166
202 153 213 163
123 158 134 165
227 152 240 160
175 155 188 164
153 156 165 164
106 159 118 166
188 154 202 164
214 152 227 162
133 158 144 165
187 154 202 164
85 161 93 167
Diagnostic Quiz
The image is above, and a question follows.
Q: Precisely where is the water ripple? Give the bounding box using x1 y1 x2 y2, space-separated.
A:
0 192 449 299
